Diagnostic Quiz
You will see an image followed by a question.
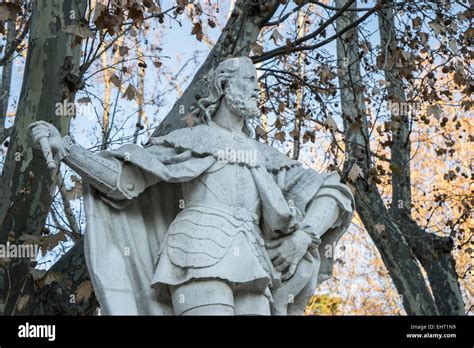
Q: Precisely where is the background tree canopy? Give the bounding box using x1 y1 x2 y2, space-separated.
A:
0 0 471 315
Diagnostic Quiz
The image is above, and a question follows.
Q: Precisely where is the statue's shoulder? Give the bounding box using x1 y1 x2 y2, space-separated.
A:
149 124 300 171
149 124 231 157
252 139 300 172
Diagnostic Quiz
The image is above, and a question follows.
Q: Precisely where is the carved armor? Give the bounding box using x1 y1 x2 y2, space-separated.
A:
152 153 280 300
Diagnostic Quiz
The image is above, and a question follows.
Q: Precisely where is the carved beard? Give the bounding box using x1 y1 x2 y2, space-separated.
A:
223 87 260 120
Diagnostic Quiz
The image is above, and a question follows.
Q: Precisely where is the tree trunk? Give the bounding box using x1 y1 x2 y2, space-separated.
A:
0 8 16 145
335 0 438 315
0 0 85 315
378 0 464 315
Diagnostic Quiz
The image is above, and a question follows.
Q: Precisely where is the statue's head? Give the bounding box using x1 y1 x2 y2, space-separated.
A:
197 57 260 127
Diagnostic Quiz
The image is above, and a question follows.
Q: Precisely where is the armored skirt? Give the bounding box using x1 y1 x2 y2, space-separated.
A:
151 202 277 301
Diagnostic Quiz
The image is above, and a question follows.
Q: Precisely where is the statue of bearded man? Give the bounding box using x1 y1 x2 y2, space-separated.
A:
28 57 354 315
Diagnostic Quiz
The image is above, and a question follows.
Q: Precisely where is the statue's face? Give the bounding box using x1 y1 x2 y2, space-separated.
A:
224 60 260 120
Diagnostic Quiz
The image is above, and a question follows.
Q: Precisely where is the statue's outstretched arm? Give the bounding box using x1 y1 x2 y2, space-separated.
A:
28 121 122 197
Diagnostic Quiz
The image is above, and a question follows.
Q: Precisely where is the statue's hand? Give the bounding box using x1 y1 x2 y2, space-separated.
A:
28 121 68 159
266 230 312 281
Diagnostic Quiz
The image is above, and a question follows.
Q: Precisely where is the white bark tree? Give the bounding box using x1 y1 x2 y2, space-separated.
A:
0 0 86 315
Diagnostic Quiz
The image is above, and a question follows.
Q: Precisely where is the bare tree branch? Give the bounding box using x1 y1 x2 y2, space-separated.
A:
250 3 381 63
57 171 81 241
0 17 30 66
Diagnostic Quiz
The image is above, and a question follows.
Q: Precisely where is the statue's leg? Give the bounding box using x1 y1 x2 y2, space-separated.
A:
287 268 319 315
234 290 271 315
170 279 235 315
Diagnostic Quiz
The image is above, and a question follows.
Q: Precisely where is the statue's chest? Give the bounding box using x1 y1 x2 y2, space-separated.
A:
184 162 261 213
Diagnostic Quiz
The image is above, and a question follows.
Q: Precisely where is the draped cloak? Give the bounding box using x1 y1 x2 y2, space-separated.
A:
83 124 354 315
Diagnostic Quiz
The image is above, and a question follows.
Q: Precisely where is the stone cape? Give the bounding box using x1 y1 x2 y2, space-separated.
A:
83 124 354 315
148 123 301 171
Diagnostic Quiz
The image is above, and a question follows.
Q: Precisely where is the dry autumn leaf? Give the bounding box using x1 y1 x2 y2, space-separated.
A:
64 24 95 39
278 102 286 114
271 29 284 45
128 4 144 27
448 39 458 54
427 104 442 120
109 73 121 87
16 295 30 312
183 114 195 128
412 16 421 29
274 116 285 129
148 4 162 14
250 43 264 56
76 280 93 303
274 131 286 142
361 40 371 54
33 271 64 288
123 84 138 100
40 231 67 257
119 45 130 56
77 96 91 104
374 223 386 235
0 3 22 21
326 114 339 132
94 9 124 36
93 2 108 21
303 130 315 143
18 234 42 245
319 65 335 83
191 22 203 42
428 21 444 35
346 182 356 195
289 127 300 139
255 125 267 140
348 163 364 182
194 2 203 15
464 27 474 40
176 0 186 8
29 269 47 281
144 0 161 14
64 175 82 201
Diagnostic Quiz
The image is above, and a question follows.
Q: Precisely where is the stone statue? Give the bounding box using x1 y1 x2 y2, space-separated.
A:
28 57 354 315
